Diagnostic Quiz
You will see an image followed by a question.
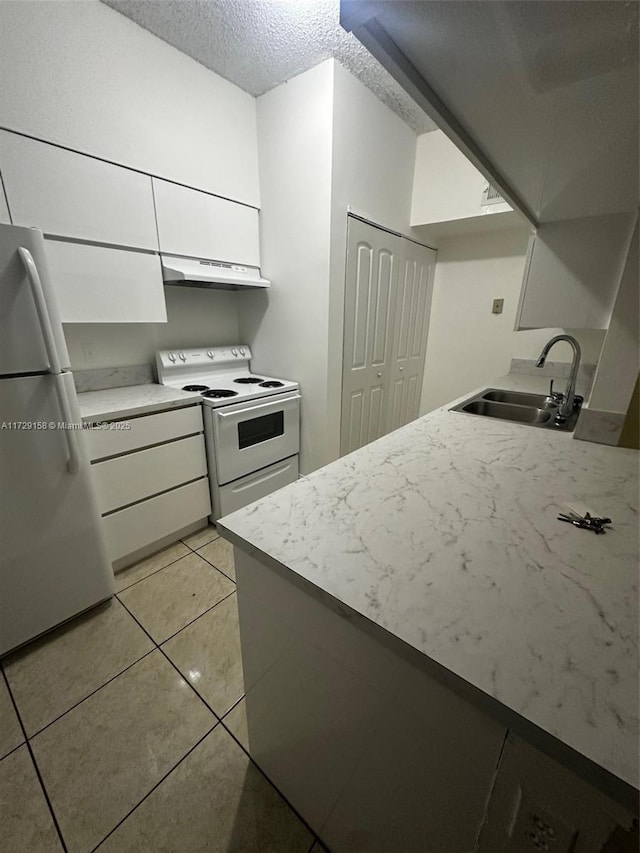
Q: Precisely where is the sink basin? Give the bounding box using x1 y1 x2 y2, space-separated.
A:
482 389 556 409
461 400 553 425
450 388 581 431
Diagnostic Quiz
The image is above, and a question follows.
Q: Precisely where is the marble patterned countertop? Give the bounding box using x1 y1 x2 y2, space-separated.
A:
217 373 639 796
77 384 201 423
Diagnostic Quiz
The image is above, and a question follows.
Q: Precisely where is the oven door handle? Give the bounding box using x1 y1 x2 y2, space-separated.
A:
215 394 301 418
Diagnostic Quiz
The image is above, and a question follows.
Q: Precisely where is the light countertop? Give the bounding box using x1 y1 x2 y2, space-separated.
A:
77 384 201 423
217 373 639 797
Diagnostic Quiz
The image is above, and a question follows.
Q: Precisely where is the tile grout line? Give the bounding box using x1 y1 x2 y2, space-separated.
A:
89 721 220 853
180 530 237 583
114 544 209 594
21 647 157 742
117 587 237 648
181 531 220 552
116 546 232 598
113 526 220 594
114 556 187 594
132 547 327 848
85 597 228 850
115 597 224 721
194 550 235 584
3 534 322 852
216 712 328 851
0 740 25 764
115 597 323 846
0 666 69 853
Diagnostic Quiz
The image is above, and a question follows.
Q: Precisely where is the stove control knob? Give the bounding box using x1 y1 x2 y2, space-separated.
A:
178 352 186 362
168 352 176 363
206 350 214 359
239 347 246 356
231 348 238 356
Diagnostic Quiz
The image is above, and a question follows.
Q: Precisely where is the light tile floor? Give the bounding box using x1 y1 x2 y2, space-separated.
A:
0 526 324 853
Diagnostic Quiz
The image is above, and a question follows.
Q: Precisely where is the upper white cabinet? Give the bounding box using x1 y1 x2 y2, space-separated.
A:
45 241 166 324
515 213 636 330
411 130 522 244
153 178 260 266
0 131 158 251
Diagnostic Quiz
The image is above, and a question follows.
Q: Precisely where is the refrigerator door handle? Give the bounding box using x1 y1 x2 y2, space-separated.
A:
18 246 62 375
53 373 81 474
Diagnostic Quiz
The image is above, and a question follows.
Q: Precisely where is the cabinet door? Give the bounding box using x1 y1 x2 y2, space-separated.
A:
45 240 166 323
341 218 400 456
515 213 635 330
387 240 436 433
0 131 158 250
153 177 260 266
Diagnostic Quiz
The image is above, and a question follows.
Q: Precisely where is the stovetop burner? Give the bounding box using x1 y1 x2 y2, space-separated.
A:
260 381 284 388
233 377 264 384
202 389 239 399
182 384 210 392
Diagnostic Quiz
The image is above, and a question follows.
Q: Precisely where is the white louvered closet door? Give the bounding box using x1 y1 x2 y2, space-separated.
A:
340 217 436 456
387 238 436 433
340 218 400 456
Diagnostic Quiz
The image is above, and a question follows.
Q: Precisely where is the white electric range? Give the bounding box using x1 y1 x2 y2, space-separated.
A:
156 346 300 520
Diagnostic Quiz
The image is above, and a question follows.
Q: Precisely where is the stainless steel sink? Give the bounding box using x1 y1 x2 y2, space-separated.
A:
451 388 581 431
461 400 553 425
481 389 557 409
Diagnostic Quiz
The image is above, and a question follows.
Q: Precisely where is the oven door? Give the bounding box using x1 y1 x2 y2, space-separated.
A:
212 391 300 484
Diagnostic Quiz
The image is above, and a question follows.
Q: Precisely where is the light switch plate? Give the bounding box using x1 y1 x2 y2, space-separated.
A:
492 298 504 314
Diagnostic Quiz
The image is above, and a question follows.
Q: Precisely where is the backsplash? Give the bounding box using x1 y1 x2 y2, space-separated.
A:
73 363 154 393
510 358 596 388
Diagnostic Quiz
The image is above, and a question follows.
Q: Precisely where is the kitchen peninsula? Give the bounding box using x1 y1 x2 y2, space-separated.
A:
217 373 639 852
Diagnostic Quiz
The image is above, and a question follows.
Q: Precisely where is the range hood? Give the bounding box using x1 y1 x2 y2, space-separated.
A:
161 255 270 290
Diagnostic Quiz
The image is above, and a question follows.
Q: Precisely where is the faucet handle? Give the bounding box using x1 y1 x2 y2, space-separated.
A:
549 380 564 403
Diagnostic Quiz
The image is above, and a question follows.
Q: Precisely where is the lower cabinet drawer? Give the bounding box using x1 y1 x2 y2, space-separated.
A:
87 406 203 460
216 455 298 519
103 478 211 563
93 434 207 514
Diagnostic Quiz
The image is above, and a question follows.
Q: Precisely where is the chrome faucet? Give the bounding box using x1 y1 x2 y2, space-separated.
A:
535 335 582 422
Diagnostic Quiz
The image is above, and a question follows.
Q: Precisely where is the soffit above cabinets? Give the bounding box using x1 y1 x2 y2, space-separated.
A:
101 0 437 134
341 0 639 226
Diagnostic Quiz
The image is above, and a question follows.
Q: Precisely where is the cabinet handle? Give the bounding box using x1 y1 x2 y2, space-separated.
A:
399 367 404 372
377 372 382 378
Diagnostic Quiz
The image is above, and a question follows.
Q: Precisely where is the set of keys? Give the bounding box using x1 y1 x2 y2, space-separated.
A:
557 510 612 534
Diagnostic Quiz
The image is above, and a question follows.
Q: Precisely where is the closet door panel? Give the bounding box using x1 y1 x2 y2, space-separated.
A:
341 218 400 456
387 240 436 433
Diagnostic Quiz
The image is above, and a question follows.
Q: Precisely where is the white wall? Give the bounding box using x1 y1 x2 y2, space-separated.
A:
65 288 240 371
331 63 418 236
411 130 512 226
326 62 421 462
0 0 258 378
0 0 259 206
240 60 421 473
419 229 606 415
588 219 639 414
239 61 334 474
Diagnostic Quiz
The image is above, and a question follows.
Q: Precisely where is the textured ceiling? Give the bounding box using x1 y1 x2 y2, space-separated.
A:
101 0 437 134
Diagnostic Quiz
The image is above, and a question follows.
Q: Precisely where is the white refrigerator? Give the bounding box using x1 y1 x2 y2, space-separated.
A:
0 223 113 656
